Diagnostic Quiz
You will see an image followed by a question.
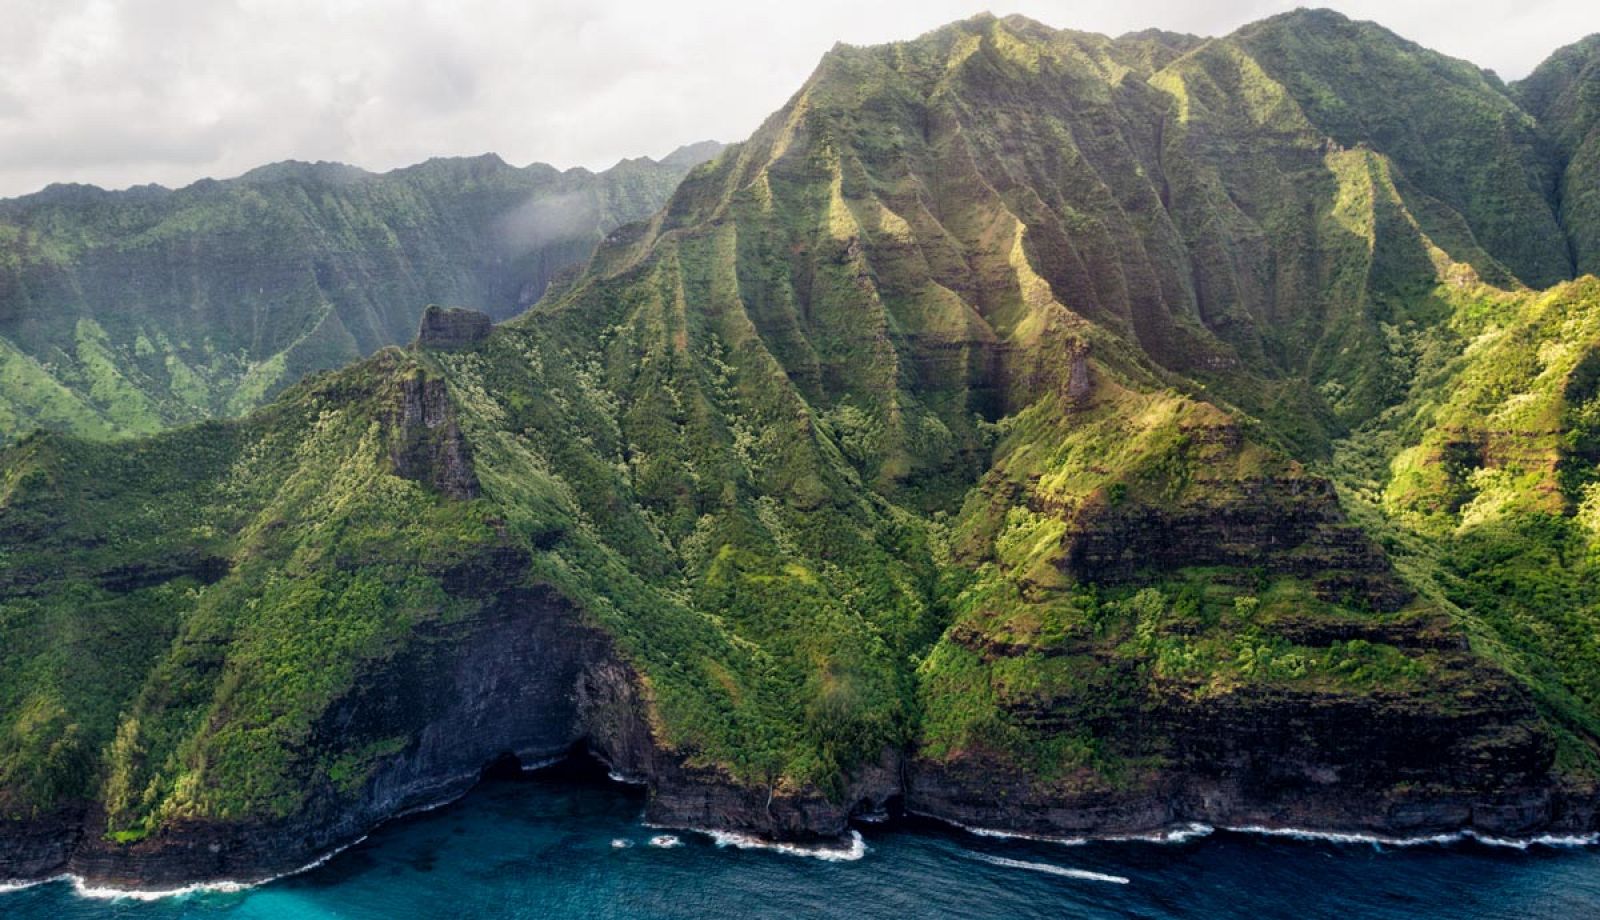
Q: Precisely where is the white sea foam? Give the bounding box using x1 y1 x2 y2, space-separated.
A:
1470 832 1600 849
4 832 374 903
69 877 250 902
648 835 682 848
970 853 1130 884
606 769 648 786
919 809 1600 852
1145 823 1215 843
704 828 868 862
1 875 66 894
961 823 1087 845
1223 824 1600 850
611 838 633 849
921 811 1212 847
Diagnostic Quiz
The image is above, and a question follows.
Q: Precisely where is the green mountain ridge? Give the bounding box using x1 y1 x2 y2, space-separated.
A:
0 144 722 442
1518 33 1600 276
3 8 1600 884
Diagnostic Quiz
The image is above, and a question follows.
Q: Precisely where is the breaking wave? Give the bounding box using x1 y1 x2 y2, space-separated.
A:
1222 824 1600 849
704 828 868 862
924 812 1213 846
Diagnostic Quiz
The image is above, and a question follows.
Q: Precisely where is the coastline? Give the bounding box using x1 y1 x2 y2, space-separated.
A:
0 830 365 903
7 762 1600 902
920 812 1600 851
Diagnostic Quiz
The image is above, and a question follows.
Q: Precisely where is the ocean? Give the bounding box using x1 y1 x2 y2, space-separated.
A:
4 760 1598 919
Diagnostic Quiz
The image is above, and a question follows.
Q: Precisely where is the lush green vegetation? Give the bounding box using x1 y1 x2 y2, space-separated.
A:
0 145 720 443
1330 277 1600 770
2 10 1600 846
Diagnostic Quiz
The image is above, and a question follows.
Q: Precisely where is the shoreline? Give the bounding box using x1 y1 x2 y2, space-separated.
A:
6 763 1600 901
919 811 1600 851
0 829 368 903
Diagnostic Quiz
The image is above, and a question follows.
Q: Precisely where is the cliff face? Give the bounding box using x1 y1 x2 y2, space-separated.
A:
907 624 1574 840
2 573 888 885
58 582 614 886
415 305 495 351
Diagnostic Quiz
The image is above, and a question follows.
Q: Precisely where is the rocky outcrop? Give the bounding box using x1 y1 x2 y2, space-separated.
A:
578 659 899 841
415 305 494 350
1062 341 1093 405
388 373 479 500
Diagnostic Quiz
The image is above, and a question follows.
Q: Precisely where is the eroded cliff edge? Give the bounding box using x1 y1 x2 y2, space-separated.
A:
4 595 1593 890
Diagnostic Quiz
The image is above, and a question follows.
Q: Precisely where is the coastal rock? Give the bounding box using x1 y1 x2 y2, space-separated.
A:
579 659 900 842
0 807 82 881
903 653 1594 841
59 575 616 888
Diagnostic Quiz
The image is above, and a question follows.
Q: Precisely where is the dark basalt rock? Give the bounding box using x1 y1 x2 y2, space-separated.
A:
904 658 1598 841
58 577 615 888
577 658 900 842
1059 474 1413 611
415 305 493 350
95 552 231 593
0 806 83 880
1063 341 1093 405
388 373 479 500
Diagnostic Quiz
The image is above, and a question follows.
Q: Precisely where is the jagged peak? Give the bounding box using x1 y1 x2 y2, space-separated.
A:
0 147 712 208
1227 5 1509 92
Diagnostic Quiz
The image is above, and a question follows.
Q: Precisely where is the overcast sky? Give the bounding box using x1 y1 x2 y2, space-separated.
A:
0 0 1593 197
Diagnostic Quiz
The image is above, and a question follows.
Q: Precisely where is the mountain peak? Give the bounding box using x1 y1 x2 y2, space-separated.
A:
659 140 726 169
1517 32 1600 122
237 159 372 186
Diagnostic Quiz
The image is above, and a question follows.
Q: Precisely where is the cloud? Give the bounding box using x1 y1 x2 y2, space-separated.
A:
493 189 598 254
0 0 1593 197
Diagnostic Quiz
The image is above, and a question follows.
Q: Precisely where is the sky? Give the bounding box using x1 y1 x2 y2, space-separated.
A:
0 0 1594 197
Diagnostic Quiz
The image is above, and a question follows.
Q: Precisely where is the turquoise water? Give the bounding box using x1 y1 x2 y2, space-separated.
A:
5 761 1600 918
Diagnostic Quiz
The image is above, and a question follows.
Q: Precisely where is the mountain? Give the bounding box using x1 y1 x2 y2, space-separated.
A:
1517 34 1600 275
0 144 722 442
3 10 1600 887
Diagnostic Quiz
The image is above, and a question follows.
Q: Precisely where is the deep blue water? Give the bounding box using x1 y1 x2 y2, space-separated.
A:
6 761 1600 919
